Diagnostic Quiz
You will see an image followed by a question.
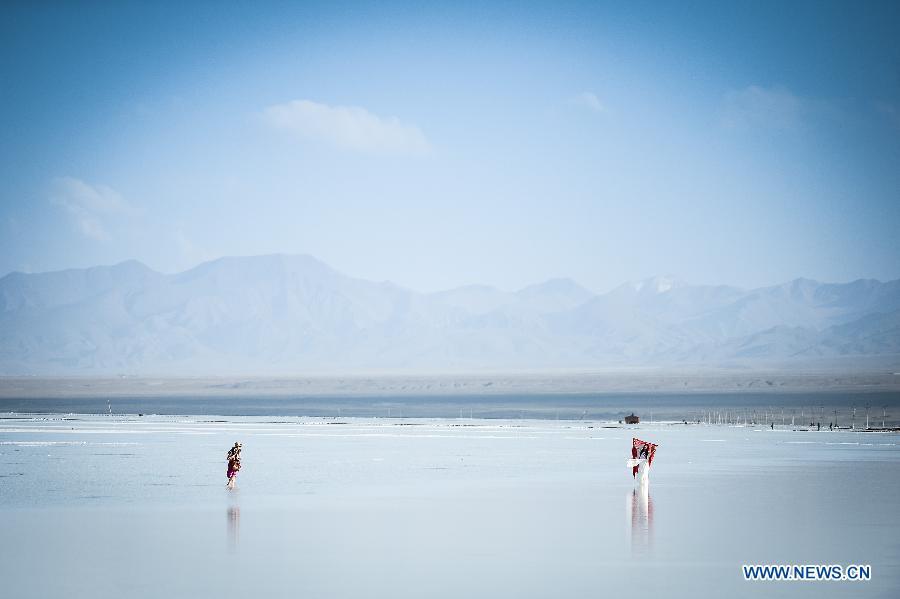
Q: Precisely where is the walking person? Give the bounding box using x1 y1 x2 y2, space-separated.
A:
226 442 242 490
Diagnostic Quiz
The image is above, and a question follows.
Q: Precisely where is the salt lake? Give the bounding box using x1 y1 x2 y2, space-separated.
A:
1 414 898 598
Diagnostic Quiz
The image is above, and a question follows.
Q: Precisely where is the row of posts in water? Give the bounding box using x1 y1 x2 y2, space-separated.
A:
98 400 890 428
699 406 891 429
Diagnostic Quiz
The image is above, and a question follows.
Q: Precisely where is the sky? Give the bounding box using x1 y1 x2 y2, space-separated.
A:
1 0 899 293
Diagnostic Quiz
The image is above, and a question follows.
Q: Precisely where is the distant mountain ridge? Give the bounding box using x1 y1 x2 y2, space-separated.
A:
1 254 898 374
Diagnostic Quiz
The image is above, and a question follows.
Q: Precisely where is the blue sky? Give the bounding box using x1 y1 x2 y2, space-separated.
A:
2 1 899 292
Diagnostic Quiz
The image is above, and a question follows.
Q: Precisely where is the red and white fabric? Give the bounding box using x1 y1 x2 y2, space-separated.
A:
631 438 658 477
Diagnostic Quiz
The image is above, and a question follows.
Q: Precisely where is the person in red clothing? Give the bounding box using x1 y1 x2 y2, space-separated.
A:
627 438 657 488
226 442 242 490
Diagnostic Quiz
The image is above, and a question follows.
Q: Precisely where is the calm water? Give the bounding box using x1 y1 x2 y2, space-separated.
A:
2 391 899 426
1 414 898 598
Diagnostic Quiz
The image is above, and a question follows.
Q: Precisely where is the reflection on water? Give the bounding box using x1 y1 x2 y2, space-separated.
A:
626 486 652 554
227 505 240 551
3 417 900 598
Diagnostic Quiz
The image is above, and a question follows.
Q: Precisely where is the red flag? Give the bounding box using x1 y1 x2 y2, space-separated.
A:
631 437 658 477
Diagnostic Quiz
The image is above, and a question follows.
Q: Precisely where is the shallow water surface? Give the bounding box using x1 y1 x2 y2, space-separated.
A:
1 415 898 598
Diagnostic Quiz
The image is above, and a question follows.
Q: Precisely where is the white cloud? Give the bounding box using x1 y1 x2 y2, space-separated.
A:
569 92 605 113
49 177 132 242
720 85 803 131
263 99 431 155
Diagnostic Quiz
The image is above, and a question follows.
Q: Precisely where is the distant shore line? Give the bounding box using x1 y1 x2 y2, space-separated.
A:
2 385 899 426
1 371 900 398
3 412 899 432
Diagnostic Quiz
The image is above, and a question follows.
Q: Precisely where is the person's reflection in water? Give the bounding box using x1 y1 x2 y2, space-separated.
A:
227 505 240 552
626 486 653 554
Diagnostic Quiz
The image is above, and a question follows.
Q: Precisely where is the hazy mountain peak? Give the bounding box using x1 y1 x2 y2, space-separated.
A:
784 276 821 289
1 259 157 281
0 258 162 314
1 256 898 374
173 253 339 283
106 258 153 272
98 259 161 284
516 277 592 297
617 275 685 295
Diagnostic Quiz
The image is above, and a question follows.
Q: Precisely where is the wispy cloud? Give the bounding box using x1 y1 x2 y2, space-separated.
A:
263 99 431 155
49 177 132 241
720 85 803 131
569 91 605 113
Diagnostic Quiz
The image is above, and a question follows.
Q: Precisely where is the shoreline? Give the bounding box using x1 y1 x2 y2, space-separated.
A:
3 411 899 431
3 393 899 426
2 371 900 398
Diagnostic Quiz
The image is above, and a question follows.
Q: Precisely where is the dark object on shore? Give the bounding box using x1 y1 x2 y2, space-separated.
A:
624 413 640 424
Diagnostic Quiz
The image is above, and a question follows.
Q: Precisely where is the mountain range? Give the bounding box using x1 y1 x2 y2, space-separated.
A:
1 254 898 374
